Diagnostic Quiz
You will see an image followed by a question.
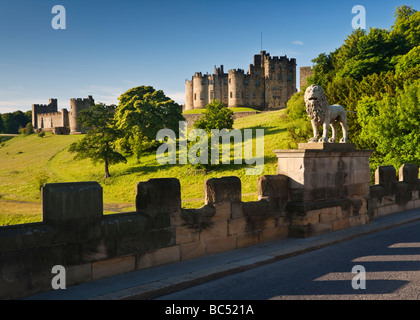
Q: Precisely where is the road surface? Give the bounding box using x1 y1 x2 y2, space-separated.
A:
157 220 420 300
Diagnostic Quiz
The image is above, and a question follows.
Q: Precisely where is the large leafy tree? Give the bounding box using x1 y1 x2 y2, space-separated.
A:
69 103 126 179
0 114 4 133
114 86 184 162
357 80 420 170
193 100 234 133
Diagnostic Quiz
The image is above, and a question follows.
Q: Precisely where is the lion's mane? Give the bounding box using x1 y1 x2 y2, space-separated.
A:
304 85 330 124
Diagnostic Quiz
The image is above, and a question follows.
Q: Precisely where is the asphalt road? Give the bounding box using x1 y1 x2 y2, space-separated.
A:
157 220 420 300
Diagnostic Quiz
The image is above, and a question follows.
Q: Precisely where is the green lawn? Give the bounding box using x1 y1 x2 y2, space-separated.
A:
182 107 259 115
0 110 294 226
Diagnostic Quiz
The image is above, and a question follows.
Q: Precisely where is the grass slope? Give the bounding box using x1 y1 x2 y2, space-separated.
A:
0 110 293 225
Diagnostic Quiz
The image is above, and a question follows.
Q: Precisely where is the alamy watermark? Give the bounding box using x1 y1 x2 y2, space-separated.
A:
52 5 66 30
351 265 366 290
51 265 66 290
352 5 366 30
156 121 264 175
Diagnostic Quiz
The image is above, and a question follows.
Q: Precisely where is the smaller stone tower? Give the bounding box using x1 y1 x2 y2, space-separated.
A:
69 96 95 134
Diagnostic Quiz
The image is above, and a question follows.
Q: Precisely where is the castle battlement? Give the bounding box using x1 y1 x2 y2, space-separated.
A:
32 96 94 135
185 51 297 110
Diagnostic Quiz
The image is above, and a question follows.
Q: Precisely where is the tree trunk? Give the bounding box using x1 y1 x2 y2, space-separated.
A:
104 159 111 179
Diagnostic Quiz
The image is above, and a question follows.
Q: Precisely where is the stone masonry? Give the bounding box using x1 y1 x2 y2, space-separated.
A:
1 153 420 299
185 51 297 111
32 96 95 135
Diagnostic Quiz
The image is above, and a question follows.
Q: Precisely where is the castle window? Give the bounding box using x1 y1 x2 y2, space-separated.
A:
244 80 249 85
287 75 292 81
269 75 272 80
194 93 197 100
245 93 249 98
236 91 239 98
224 79 227 85
224 94 227 99
230 92 233 98
256 80 260 85
253 92 256 98
200 93 204 100
211 91 215 99
201 80 205 85
262 93 265 98
278 74 282 80
229 78 231 84
271 65 275 70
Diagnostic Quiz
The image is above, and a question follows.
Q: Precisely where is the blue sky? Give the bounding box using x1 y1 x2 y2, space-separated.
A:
0 0 418 113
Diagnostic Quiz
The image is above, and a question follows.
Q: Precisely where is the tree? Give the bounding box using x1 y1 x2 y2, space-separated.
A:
69 103 126 179
357 79 420 169
193 100 234 133
0 114 4 133
114 86 184 162
0 110 31 134
19 122 34 136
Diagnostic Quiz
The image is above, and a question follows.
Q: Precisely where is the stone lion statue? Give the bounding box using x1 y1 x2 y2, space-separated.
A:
304 84 349 143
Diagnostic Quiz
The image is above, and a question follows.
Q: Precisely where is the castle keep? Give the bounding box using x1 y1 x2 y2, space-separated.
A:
32 96 94 134
185 51 297 111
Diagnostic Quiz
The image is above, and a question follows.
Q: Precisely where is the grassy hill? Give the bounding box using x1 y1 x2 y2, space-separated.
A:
0 110 295 225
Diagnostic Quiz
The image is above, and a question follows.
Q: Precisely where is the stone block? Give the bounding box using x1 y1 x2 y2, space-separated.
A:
205 236 236 255
332 218 349 231
66 263 92 286
348 214 366 227
319 207 337 223
137 246 180 269
136 178 181 213
231 202 244 219
214 202 232 220
375 166 396 193
42 182 103 225
291 210 320 226
199 220 228 240
228 217 248 235
257 175 288 210
176 226 200 244
180 242 206 261
204 176 241 204
399 164 419 186
315 222 333 235
236 231 259 248
259 227 288 243
92 255 135 280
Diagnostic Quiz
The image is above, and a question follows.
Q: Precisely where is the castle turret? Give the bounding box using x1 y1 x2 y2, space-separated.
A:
228 69 245 108
70 96 94 134
192 73 208 109
185 80 194 111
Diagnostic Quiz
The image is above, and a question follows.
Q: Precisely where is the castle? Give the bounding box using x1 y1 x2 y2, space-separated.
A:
32 96 94 134
185 51 297 111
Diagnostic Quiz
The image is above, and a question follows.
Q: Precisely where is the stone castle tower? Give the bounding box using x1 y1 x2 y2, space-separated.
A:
32 96 94 135
185 51 297 111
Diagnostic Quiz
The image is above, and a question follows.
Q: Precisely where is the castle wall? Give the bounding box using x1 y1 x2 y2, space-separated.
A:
300 66 313 91
192 73 208 109
32 99 58 129
228 69 245 108
2 160 420 299
70 96 94 134
184 80 194 111
186 51 297 111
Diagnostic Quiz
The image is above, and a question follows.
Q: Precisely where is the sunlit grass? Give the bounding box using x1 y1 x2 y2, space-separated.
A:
0 110 294 225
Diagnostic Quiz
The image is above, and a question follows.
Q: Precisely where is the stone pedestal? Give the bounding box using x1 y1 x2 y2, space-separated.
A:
274 143 373 237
